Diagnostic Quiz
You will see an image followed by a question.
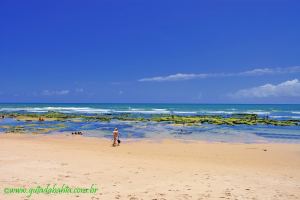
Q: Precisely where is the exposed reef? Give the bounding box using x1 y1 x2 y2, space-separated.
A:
0 111 299 135
152 114 299 126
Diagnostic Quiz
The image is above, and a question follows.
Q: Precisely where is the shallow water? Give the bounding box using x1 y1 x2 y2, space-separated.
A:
0 118 299 143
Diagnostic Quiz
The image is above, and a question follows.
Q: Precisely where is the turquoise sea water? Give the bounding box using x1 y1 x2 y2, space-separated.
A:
0 103 300 143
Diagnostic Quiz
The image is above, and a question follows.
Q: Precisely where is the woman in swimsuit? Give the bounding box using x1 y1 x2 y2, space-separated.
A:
113 128 119 147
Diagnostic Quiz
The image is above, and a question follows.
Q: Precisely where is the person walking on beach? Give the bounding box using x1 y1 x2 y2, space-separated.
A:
112 128 119 147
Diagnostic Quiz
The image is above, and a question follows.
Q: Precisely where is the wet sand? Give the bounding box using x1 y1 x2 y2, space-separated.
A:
0 133 300 200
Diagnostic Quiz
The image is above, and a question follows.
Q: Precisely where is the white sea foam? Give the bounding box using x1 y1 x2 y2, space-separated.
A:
270 116 289 119
246 111 270 115
0 106 171 114
116 109 171 114
197 110 271 115
201 111 235 114
271 115 300 119
129 108 142 111
0 107 112 114
152 108 168 111
292 111 300 114
173 111 197 114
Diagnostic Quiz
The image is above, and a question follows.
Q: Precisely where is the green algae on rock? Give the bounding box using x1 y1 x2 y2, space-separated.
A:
151 114 299 126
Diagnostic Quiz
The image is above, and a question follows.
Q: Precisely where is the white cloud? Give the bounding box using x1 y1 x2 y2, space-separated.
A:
230 79 300 98
240 66 300 76
240 68 275 76
139 66 300 82
139 73 209 82
41 90 70 96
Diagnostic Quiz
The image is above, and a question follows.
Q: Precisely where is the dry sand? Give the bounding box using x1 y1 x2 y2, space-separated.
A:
0 133 300 200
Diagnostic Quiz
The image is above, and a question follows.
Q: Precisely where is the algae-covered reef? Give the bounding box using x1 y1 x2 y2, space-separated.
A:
1 112 112 122
152 114 300 126
0 111 299 127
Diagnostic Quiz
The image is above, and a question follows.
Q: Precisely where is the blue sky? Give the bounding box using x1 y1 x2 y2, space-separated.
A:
0 0 300 103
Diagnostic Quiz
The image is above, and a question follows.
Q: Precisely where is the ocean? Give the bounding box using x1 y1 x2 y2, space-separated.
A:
0 103 300 143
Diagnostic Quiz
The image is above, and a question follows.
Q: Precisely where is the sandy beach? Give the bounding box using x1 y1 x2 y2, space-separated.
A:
0 133 300 200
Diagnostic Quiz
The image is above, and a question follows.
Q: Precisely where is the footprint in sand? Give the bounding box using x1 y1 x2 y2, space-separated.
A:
185 185 192 191
61 162 68 166
127 195 139 200
224 188 232 198
179 193 192 199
